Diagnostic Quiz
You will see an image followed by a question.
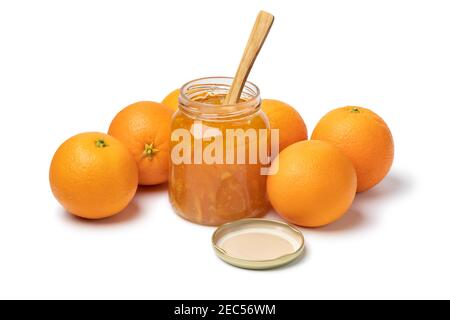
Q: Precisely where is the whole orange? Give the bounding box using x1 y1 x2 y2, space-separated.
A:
49 132 138 219
108 101 174 185
261 99 307 151
161 89 180 111
267 140 357 227
311 106 394 192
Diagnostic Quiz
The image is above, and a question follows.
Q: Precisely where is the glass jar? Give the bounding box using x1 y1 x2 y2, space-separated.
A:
169 77 271 226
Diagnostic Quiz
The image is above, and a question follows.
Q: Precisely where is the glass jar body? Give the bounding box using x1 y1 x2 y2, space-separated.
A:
168 77 270 226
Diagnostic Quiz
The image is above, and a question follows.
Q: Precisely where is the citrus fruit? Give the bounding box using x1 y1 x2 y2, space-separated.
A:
311 106 394 192
108 101 174 185
49 132 138 219
162 89 180 111
267 140 357 227
261 99 307 151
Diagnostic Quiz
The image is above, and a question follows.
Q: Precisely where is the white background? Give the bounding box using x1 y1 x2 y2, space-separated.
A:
1 0 449 300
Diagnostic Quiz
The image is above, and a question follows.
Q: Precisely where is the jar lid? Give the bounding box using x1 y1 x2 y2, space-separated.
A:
212 218 305 270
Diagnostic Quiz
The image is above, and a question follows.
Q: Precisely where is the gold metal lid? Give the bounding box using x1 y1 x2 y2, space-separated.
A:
212 218 305 270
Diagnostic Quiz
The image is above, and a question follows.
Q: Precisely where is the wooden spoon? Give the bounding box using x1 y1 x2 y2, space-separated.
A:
223 11 274 105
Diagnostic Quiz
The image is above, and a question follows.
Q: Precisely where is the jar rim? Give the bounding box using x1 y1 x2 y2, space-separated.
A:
178 76 261 120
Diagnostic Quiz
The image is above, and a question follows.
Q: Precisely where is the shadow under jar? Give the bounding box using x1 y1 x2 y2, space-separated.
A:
169 77 271 226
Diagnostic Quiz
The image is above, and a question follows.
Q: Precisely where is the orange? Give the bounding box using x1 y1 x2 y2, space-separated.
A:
311 106 394 192
49 132 138 219
108 101 174 185
261 99 307 151
161 89 180 111
267 140 357 227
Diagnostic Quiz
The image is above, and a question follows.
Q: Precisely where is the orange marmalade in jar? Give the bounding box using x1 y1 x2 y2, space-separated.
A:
169 77 271 226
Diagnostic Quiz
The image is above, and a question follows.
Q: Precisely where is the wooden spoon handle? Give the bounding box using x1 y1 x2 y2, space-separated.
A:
223 11 274 105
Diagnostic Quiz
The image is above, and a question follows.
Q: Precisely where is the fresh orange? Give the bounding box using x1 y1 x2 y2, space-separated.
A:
267 140 357 227
261 99 307 151
311 106 394 192
161 89 180 111
49 132 138 219
108 101 174 185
